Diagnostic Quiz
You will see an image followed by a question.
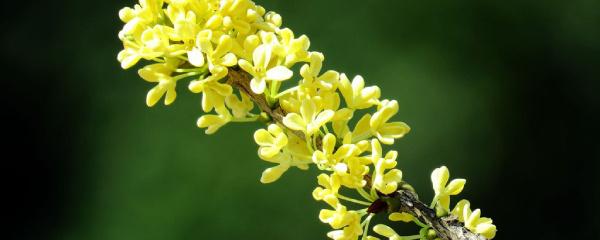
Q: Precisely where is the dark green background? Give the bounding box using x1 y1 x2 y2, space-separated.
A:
4 0 599 239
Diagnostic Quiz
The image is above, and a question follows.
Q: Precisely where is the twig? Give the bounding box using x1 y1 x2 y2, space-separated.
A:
380 190 485 240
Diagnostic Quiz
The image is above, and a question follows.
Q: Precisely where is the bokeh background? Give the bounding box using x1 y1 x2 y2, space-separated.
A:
4 0 599 239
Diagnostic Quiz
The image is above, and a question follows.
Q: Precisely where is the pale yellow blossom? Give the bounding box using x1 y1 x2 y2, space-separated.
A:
452 200 497 239
370 100 410 145
312 133 360 169
225 93 254 118
238 44 293 94
137 58 180 106
338 74 380 109
370 139 402 194
254 124 288 159
283 99 334 137
431 166 466 212
300 52 339 90
196 105 232 134
312 173 341 207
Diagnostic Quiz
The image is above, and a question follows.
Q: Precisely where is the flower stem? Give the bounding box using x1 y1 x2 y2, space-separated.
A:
173 71 202 81
361 213 374 240
337 194 372 206
357 188 375 202
429 195 439 209
401 235 422 240
274 86 298 98
231 116 260 122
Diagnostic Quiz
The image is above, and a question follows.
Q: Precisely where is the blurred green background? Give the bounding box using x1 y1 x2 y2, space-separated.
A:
4 0 599 239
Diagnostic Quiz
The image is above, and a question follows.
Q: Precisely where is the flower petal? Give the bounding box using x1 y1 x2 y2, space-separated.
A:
187 48 205 67
446 179 466 195
389 212 413 222
431 166 449 195
259 146 280 159
300 100 316 122
322 133 336 154
238 59 255 75
164 85 176 105
378 122 410 139
373 224 397 238
283 113 306 131
313 110 334 128
146 85 166 107
254 129 274 146
220 52 238 66
266 66 293 81
250 77 266 94
253 44 271 70
351 114 372 142
260 164 290 183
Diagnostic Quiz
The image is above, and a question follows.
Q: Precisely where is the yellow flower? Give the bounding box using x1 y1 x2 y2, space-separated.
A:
431 166 466 212
338 74 380 109
331 108 354 138
333 156 369 189
283 99 334 137
165 5 199 41
319 204 360 230
225 93 254 118
370 139 402 194
118 0 163 39
370 100 411 145
278 91 302 113
196 105 232 134
254 124 288 159
326 215 363 240
312 133 360 169
117 42 143 69
254 11 282 32
277 28 310 66
187 30 237 79
137 59 181 106
238 44 294 94
140 25 173 57
257 133 312 183
188 79 233 112
319 94 343 117
452 200 497 239
312 173 341 207
204 0 256 34
451 199 471 222
300 52 339 90
230 34 260 61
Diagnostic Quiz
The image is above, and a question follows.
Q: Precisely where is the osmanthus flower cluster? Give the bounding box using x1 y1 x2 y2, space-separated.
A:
116 0 496 239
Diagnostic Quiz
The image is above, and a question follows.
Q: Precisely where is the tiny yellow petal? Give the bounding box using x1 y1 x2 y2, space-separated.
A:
388 212 413 222
260 164 290 183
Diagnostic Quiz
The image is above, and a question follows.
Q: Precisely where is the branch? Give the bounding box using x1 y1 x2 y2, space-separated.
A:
380 190 485 240
226 68 483 240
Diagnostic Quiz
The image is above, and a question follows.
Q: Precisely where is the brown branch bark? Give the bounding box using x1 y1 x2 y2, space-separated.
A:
381 190 485 240
226 67 484 240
